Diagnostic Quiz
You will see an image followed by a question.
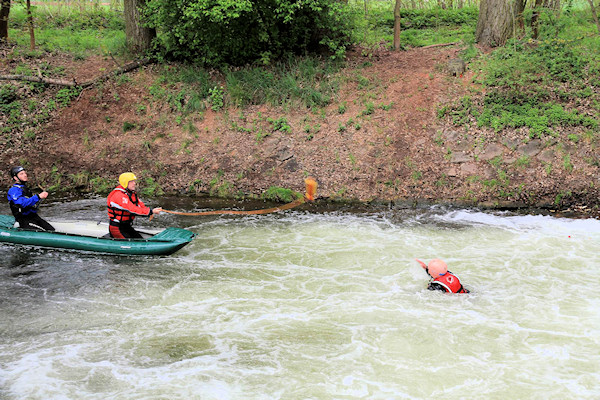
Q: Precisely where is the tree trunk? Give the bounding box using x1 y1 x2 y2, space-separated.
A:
0 0 10 44
475 0 514 47
26 0 34 50
393 0 402 50
588 0 600 34
123 0 155 54
531 0 544 40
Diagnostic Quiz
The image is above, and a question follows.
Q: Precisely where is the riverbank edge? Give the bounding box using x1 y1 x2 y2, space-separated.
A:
43 190 595 219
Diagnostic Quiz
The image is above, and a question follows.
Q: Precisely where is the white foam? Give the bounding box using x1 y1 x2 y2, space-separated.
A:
2 207 600 399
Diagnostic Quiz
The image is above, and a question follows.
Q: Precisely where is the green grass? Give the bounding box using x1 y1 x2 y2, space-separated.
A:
261 186 302 203
7 4 126 58
147 65 214 115
225 57 342 108
401 25 475 47
351 3 478 48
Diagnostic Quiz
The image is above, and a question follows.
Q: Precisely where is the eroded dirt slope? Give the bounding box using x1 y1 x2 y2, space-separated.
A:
3 46 599 211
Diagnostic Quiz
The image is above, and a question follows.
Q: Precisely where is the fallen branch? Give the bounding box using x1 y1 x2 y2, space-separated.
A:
0 74 78 86
108 51 123 69
0 58 151 88
420 42 460 49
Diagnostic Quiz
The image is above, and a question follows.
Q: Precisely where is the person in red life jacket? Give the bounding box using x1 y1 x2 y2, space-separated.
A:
107 172 162 239
7 166 55 231
416 258 469 294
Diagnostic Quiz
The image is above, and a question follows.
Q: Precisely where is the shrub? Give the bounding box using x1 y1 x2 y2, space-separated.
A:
143 0 354 66
0 84 18 105
261 186 301 202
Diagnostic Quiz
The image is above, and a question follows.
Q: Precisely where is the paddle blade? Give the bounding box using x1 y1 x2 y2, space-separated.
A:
304 177 317 201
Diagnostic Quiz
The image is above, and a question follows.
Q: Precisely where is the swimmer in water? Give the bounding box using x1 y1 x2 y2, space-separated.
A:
416 258 469 294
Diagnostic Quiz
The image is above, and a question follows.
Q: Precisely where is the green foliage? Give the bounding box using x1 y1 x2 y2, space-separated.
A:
563 154 574 172
44 165 63 193
483 39 587 87
475 95 597 137
122 121 136 132
268 117 291 133
225 57 341 108
378 102 393 111
140 176 164 197
9 5 124 31
144 0 354 66
210 179 234 197
0 81 61 136
0 84 18 105
361 102 375 116
355 3 477 48
514 156 530 168
148 65 214 115
8 4 126 57
261 186 301 203
88 176 113 194
209 86 225 111
441 24 600 139
55 87 82 107
440 95 472 126
397 7 478 30
206 169 241 198
68 171 90 188
554 190 572 206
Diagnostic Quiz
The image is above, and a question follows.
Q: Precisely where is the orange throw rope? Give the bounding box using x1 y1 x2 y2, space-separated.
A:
160 177 317 217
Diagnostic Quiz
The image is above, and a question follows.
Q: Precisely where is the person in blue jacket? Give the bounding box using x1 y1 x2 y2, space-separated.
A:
7 166 54 231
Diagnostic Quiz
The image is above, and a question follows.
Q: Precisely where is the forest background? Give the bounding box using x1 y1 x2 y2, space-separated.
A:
0 0 599 213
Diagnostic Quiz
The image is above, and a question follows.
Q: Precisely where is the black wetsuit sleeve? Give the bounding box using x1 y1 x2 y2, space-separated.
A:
427 281 449 292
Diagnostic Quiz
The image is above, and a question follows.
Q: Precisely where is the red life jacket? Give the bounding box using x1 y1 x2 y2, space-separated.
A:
431 272 469 293
107 186 150 225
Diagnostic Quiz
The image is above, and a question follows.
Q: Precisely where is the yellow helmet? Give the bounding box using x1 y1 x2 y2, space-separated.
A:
119 172 137 188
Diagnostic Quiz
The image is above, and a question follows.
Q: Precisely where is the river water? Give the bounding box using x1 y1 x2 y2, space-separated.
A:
0 198 599 399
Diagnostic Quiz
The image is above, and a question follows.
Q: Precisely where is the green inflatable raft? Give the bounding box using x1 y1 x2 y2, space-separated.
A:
0 214 195 256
